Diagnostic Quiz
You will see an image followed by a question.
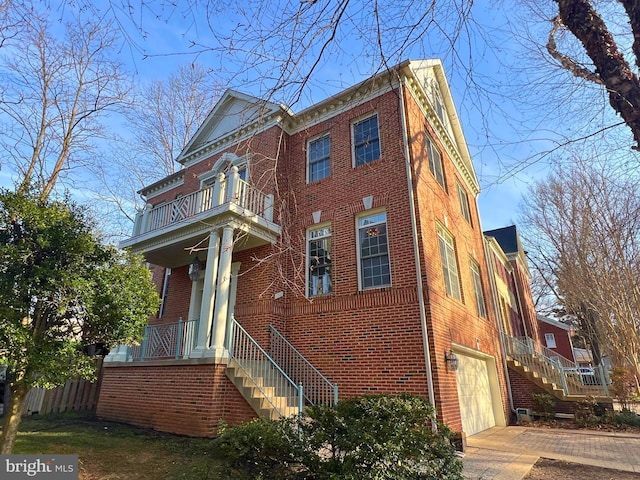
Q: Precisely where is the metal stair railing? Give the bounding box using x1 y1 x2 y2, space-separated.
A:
129 318 199 360
269 325 338 407
228 318 303 418
502 332 569 394
501 332 609 397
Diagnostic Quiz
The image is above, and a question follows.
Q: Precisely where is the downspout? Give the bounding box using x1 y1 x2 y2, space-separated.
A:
484 238 516 415
397 75 437 411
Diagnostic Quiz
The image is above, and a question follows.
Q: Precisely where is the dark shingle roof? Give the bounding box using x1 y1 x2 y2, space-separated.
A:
484 225 520 255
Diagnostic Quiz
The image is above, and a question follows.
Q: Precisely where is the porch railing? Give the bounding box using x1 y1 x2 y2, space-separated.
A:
269 325 338 407
501 332 609 397
132 169 274 236
228 318 303 418
129 317 199 361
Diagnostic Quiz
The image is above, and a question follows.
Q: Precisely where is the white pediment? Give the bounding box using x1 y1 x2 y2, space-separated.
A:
176 89 285 164
406 59 480 194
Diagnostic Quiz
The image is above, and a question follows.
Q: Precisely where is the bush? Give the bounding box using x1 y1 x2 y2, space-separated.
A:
609 367 636 410
603 409 640 428
211 394 463 480
531 392 555 418
211 417 306 479
573 396 603 427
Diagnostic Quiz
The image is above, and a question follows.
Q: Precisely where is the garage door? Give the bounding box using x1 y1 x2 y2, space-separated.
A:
455 353 496 436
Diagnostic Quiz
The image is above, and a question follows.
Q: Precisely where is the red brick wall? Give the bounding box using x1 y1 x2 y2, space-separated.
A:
402 85 509 431
102 81 512 438
97 362 256 437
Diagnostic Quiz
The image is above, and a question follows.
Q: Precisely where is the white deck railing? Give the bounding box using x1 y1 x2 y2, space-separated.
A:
132 168 274 236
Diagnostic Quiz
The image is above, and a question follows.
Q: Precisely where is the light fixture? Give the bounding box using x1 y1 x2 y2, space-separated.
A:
445 350 459 372
188 256 202 282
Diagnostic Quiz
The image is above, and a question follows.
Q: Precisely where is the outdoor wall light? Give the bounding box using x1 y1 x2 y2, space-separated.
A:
445 349 459 372
188 256 202 282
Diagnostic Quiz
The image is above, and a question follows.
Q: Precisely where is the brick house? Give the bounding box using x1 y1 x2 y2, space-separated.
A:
98 59 515 441
484 226 610 413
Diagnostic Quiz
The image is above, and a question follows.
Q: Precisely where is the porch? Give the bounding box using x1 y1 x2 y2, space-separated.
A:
104 316 338 422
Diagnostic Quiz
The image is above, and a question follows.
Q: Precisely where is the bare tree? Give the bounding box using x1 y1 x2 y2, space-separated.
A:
0 6 131 200
89 63 222 240
520 159 640 382
127 63 222 176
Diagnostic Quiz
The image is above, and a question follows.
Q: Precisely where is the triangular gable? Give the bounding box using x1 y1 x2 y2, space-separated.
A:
176 89 285 164
405 59 480 194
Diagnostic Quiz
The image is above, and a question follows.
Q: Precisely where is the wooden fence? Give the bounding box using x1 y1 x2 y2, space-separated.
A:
22 361 103 415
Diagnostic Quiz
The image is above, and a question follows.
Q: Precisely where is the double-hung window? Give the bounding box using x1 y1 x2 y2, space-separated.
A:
426 136 446 189
308 134 331 182
457 181 472 224
308 226 332 296
545 333 557 348
437 225 461 300
353 114 381 166
358 212 391 289
470 260 487 318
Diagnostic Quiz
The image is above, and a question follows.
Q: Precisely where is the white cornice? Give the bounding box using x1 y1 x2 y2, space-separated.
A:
402 71 480 196
180 114 289 169
286 76 399 132
140 171 185 200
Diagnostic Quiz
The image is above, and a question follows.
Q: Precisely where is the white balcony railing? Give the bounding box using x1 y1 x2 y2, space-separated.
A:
132 168 274 237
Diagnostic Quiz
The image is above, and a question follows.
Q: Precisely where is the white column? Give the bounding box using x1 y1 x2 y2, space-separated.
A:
190 230 221 358
104 344 131 363
225 262 242 349
227 166 240 203
211 225 234 357
213 172 226 206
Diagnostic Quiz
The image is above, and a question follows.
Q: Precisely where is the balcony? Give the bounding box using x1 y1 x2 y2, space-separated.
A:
121 168 280 267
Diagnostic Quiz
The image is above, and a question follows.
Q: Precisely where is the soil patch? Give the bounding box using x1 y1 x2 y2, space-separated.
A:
523 458 640 480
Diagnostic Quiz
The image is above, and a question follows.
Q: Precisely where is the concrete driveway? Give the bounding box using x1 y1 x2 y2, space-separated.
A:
462 426 640 480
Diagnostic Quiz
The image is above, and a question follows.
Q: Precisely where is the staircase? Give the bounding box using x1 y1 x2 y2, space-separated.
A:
226 319 337 420
226 358 301 420
501 333 610 401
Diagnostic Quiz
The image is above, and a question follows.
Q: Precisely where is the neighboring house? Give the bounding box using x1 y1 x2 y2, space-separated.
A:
483 225 541 344
537 315 575 363
484 227 611 412
97 59 510 443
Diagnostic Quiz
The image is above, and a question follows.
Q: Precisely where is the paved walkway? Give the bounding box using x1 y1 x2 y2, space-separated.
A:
462 426 640 479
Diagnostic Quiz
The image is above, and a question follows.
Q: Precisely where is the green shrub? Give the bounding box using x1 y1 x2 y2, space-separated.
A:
603 409 640 428
211 394 463 480
211 417 306 479
531 392 555 418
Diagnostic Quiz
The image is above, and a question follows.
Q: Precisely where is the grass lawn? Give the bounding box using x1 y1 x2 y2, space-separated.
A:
1 412 223 479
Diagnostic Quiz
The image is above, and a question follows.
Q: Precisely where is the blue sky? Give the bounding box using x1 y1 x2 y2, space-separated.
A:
1 0 634 234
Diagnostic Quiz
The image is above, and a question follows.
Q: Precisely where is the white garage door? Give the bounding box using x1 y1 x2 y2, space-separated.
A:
456 353 496 436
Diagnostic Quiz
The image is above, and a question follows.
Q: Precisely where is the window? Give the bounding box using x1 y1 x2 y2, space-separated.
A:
437 226 461 300
308 134 331 182
471 260 487 318
353 114 381 166
358 212 391 289
545 333 557 349
426 137 446 189
308 226 332 296
457 182 471 224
